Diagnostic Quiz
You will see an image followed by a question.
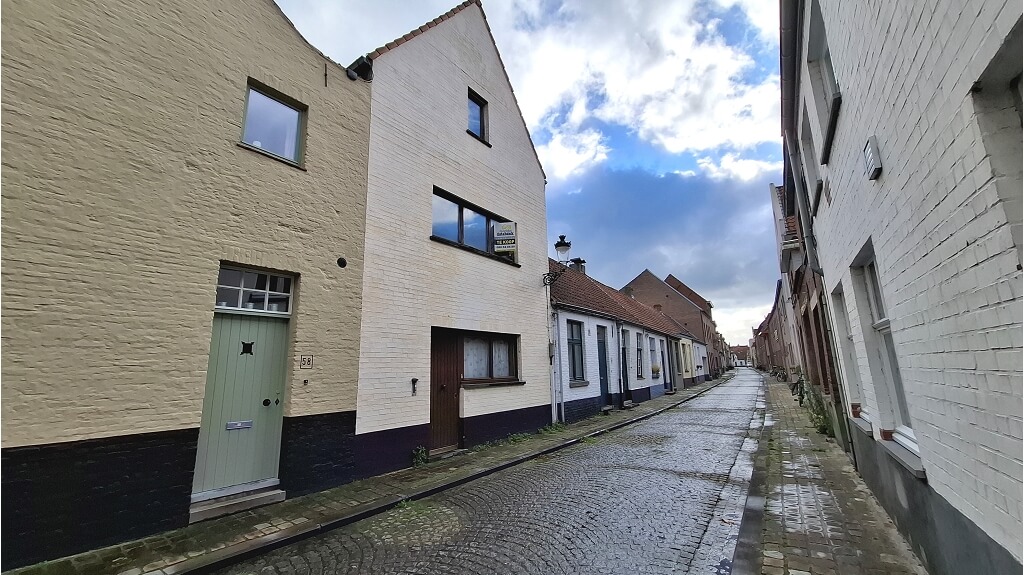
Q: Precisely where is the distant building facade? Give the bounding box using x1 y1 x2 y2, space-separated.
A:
779 0 1022 573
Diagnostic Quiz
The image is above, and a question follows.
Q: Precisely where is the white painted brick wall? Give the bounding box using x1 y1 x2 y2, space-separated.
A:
799 0 1023 558
553 310 617 403
0 0 371 446
355 5 549 435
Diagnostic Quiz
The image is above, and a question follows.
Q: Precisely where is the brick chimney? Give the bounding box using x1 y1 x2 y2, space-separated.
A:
623 286 634 298
569 257 587 274
654 304 663 312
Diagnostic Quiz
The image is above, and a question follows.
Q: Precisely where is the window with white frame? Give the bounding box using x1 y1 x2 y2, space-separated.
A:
567 320 585 381
855 246 915 452
215 267 293 314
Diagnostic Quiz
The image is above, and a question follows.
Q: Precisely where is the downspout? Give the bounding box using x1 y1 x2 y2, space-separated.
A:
552 309 565 423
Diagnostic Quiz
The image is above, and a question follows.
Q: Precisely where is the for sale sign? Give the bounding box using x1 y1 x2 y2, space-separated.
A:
493 222 517 256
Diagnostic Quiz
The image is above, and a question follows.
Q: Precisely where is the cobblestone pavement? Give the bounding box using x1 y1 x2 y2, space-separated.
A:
756 377 926 575
217 371 765 575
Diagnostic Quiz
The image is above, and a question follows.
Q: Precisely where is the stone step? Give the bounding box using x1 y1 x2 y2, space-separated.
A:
189 488 286 524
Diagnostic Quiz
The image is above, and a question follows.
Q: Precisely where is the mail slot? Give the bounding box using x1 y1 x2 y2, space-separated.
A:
225 420 253 430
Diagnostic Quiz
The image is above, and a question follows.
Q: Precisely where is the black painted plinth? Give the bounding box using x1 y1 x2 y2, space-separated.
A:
1 428 199 570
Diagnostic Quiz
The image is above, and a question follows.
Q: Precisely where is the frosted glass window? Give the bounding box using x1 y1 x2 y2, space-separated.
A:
464 337 490 379
492 340 510 378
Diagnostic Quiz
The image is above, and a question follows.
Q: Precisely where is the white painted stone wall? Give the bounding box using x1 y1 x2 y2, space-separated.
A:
356 5 548 435
693 342 708 378
798 0 1022 558
552 310 618 404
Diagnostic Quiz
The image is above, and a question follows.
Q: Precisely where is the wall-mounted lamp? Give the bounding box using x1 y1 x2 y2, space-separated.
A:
542 235 572 285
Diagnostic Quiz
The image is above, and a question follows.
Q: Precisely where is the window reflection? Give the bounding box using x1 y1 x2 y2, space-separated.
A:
242 89 302 162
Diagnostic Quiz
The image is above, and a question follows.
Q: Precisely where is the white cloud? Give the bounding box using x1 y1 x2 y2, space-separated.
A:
697 153 783 181
710 304 773 345
536 129 609 181
713 0 780 44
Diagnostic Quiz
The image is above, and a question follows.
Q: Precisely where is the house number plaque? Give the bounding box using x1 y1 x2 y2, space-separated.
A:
300 355 313 369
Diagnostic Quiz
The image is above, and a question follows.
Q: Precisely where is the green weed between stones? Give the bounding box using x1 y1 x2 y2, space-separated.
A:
539 422 567 435
411 446 429 467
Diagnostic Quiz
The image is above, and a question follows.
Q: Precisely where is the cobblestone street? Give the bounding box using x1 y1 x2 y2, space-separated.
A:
217 371 764 575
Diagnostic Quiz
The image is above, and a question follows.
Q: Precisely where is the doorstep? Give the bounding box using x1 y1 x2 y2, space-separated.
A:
10 374 734 575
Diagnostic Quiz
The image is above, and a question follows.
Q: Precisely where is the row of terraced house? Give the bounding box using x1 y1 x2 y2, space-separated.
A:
753 2 1023 575
0 0 733 569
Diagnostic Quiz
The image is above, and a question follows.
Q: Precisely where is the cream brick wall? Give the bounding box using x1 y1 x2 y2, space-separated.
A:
553 311 618 403
797 0 1022 558
355 5 548 435
1 0 370 447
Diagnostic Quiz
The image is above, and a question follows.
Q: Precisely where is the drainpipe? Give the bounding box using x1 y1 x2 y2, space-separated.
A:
552 310 565 423
785 133 825 277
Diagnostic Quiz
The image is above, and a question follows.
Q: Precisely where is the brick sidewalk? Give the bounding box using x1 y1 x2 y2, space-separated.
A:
753 377 926 575
9 376 732 575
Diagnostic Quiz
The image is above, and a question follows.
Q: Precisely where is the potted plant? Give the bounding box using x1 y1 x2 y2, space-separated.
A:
651 364 661 379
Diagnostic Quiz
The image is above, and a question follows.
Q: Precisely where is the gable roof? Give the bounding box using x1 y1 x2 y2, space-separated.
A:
622 269 709 332
549 260 692 340
364 0 545 180
664 274 712 314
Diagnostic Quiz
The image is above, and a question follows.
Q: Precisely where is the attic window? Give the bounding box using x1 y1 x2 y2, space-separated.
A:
467 88 488 143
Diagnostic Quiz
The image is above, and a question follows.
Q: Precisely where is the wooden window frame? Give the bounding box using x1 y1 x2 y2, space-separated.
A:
459 330 520 385
567 320 585 381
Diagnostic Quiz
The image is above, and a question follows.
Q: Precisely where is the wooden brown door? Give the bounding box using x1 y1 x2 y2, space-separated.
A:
430 328 461 452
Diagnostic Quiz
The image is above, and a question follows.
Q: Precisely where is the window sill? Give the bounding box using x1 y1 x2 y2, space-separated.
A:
466 129 492 148
880 438 927 480
237 142 306 171
429 235 521 267
819 91 842 165
850 416 872 436
462 380 526 390
568 379 590 388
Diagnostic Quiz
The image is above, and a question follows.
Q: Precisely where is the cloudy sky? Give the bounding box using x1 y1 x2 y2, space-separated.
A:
275 0 782 344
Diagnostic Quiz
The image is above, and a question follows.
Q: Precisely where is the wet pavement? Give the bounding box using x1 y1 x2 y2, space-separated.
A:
755 377 926 575
216 370 766 575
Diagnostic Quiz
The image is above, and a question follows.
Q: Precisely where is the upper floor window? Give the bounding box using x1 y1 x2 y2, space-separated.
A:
467 88 488 143
215 266 292 315
431 189 514 262
807 0 841 163
241 81 306 165
567 320 585 380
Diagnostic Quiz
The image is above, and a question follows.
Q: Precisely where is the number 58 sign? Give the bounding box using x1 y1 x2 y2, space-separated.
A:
300 355 313 369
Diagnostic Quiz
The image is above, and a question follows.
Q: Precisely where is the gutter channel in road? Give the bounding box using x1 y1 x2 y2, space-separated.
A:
730 372 772 575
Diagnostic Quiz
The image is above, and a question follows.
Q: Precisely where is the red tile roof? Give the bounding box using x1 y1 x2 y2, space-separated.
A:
784 215 799 241
548 260 690 339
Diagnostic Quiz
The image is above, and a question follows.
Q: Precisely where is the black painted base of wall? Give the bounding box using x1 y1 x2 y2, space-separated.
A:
563 396 603 424
1 428 199 570
280 412 357 497
850 420 1021 575
463 404 551 447
354 423 430 480
631 386 653 403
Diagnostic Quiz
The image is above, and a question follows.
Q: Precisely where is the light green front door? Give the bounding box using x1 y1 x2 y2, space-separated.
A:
192 313 289 498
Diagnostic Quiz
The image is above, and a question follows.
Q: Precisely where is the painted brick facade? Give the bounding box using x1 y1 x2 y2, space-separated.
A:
1 0 370 444
355 4 549 437
785 0 1022 564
